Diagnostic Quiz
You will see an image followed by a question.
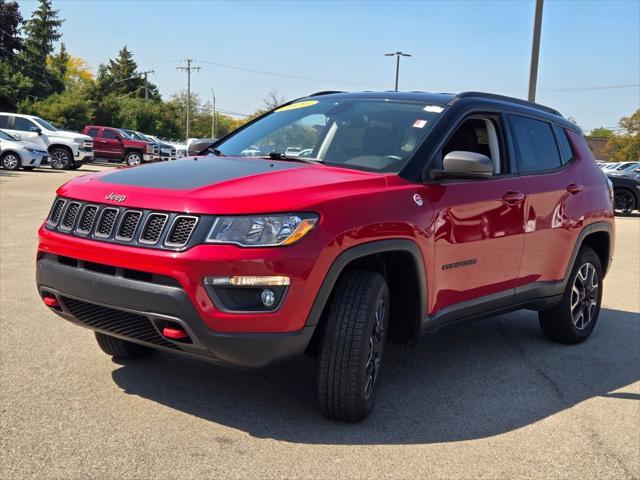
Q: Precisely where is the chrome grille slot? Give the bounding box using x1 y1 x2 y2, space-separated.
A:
116 210 142 241
60 202 81 231
95 208 119 238
76 205 98 235
165 216 198 247
139 213 168 244
48 199 66 226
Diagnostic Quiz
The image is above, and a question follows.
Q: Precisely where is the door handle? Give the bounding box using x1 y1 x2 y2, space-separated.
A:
566 184 584 194
501 191 525 205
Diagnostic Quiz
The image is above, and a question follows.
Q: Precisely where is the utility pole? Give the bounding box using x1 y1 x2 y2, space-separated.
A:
528 0 544 102
384 51 412 91
210 89 216 139
139 70 155 102
177 59 200 139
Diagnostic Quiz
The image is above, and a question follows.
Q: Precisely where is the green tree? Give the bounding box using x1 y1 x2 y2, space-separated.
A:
588 127 615 138
0 0 23 59
605 110 640 161
48 41 69 82
94 46 159 100
21 0 64 96
0 0 33 110
19 89 92 131
0 63 33 110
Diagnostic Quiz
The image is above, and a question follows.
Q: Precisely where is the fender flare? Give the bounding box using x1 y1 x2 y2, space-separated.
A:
304 239 427 327
563 221 613 282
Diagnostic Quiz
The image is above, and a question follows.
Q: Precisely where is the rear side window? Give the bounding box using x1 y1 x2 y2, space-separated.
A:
0 115 9 129
554 125 574 164
102 129 118 139
86 128 99 138
510 115 561 173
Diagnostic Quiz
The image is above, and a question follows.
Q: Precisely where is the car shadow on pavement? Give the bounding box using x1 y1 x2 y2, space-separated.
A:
111 307 639 444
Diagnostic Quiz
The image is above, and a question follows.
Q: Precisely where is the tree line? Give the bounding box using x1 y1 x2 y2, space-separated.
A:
0 0 248 139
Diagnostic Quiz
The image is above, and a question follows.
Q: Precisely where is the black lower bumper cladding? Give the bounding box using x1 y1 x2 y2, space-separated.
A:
36 255 314 368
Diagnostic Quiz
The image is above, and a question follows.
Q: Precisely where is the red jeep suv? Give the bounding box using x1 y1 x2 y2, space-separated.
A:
37 91 615 421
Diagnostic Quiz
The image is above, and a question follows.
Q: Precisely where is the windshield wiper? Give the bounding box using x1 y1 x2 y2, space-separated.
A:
266 152 323 164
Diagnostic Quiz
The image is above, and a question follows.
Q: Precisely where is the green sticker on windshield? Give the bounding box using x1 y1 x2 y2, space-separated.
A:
275 100 318 112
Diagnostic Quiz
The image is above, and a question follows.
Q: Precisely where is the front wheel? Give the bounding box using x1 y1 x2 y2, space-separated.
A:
94 332 154 359
125 151 142 167
50 147 72 170
539 247 603 344
317 270 390 422
1 152 21 170
614 188 636 215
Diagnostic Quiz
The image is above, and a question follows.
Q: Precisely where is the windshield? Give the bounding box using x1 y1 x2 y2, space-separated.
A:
118 129 133 139
128 130 153 142
215 98 443 173
0 129 16 141
33 117 58 131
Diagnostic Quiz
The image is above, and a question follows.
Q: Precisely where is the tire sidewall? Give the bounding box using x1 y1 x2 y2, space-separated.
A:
563 248 603 340
614 188 636 215
125 151 142 167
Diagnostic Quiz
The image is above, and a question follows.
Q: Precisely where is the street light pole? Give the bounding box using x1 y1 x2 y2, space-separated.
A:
211 89 216 138
528 0 544 102
384 51 412 91
177 59 200 139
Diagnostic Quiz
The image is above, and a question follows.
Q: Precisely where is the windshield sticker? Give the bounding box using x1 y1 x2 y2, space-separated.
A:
413 119 428 129
423 105 444 113
275 100 319 112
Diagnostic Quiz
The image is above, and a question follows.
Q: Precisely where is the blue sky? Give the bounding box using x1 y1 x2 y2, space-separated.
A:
19 0 640 132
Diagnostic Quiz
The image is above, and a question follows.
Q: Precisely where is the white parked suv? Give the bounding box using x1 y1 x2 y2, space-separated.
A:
0 113 94 170
0 129 49 170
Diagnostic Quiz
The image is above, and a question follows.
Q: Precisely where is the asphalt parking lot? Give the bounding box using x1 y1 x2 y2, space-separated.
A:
1 165 639 479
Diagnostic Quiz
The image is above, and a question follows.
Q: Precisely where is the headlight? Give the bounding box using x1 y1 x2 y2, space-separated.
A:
606 178 614 207
206 214 318 247
73 137 86 144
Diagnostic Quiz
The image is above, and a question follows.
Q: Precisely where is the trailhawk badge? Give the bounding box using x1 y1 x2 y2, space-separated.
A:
413 193 424 206
105 192 127 203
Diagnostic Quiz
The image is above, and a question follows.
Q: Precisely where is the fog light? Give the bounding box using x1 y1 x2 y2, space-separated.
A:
261 289 276 308
203 275 290 287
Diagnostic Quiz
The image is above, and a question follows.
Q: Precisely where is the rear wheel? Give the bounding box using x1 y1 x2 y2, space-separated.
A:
317 270 390 422
50 147 72 170
614 188 636 215
1 152 21 170
94 332 154 358
539 247 603 344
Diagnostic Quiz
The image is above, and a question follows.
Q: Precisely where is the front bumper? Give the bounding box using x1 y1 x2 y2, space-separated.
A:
74 148 94 164
22 151 46 167
37 255 315 367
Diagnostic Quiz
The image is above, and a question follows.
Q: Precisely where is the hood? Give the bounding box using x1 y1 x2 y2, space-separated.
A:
48 130 92 143
57 156 387 214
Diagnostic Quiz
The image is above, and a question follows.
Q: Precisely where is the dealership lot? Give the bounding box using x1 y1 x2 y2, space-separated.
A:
1 166 638 479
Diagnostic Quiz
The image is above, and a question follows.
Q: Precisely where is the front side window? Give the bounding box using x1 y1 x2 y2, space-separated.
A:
0 115 9 129
32 117 58 131
14 117 38 132
102 129 119 140
510 115 561 173
87 128 99 138
214 98 443 173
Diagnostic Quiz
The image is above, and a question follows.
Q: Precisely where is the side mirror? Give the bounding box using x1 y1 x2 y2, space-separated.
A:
430 151 494 180
33 127 43 136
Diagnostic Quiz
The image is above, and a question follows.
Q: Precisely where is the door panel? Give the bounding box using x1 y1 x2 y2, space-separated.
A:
97 129 123 158
427 176 526 314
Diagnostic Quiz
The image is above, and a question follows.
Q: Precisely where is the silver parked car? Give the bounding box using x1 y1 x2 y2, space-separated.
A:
0 129 49 170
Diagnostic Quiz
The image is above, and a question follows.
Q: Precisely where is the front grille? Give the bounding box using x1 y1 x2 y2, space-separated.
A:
116 211 142 241
45 197 201 250
60 202 81 230
77 205 98 234
166 216 198 247
60 297 177 349
95 208 119 238
140 213 168 244
49 199 66 225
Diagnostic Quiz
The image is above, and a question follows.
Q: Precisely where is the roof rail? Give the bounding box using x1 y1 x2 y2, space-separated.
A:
308 91 345 97
451 91 562 116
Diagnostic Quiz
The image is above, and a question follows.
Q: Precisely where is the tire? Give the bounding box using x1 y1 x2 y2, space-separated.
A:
1 152 21 170
317 269 390 422
613 188 636 215
50 147 72 170
94 332 154 359
539 247 603 344
69 164 82 170
125 151 142 167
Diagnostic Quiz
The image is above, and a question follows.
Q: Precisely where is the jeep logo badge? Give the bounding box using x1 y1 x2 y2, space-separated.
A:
105 192 127 203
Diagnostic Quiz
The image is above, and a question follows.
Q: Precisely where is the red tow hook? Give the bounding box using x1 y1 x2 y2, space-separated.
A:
162 326 188 340
43 296 60 308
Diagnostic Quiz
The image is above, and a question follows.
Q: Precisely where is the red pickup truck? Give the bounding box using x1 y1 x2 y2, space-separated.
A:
83 126 160 166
